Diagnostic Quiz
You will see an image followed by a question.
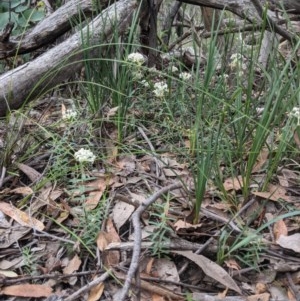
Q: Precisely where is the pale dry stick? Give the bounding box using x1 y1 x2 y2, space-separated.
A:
137 126 160 180
118 182 184 301
63 270 111 301
0 166 6 188
34 230 75 245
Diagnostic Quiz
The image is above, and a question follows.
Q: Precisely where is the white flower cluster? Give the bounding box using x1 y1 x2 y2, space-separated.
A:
62 109 77 121
141 79 150 87
229 53 247 71
132 70 143 80
153 81 168 98
74 148 96 163
179 72 192 81
171 66 178 73
289 107 300 125
127 52 145 66
290 107 300 118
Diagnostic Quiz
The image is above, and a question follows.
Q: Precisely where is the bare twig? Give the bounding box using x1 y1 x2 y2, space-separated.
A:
117 182 183 301
250 0 297 44
0 166 6 188
0 270 103 285
138 125 160 180
63 270 111 301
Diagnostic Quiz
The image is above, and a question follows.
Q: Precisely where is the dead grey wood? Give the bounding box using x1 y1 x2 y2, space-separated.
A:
177 0 300 21
0 0 98 59
0 0 137 116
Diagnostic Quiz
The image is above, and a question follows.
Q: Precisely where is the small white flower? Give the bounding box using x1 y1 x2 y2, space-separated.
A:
62 109 77 121
153 81 168 98
148 67 158 73
241 62 247 70
127 52 145 66
230 53 243 61
256 107 264 115
229 53 243 69
290 107 300 118
289 107 300 125
132 70 143 80
179 72 192 81
141 79 150 87
171 66 178 73
74 148 96 163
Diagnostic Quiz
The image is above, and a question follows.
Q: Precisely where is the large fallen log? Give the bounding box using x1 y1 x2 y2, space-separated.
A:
0 0 137 116
0 0 99 59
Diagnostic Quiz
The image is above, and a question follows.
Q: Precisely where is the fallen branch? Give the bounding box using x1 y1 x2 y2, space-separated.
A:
63 270 111 301
0 0 137 116
117 182 184 301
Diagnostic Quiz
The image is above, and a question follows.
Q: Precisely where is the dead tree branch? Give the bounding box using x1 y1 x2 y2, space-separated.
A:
0 0 137 116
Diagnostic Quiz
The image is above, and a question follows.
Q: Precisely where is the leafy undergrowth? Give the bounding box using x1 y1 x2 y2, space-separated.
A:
0 33 300 301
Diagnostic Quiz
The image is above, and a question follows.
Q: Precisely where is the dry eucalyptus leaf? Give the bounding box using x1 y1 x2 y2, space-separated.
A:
276 233 300 253
173 251 241 294
1 284 52 298
0 202 44 231
63 254 82 275
16 163 43 183
273 220 288 241
11 186 33 196
112 201 135 230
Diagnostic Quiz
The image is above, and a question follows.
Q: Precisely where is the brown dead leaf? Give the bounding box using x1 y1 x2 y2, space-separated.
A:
247 293 270 301
293 129 300 148
252 184 292 202
1 284 52 297
11 186 33 196
106 106 119 119
87 282 104 301
173 220 202 232
97 219 121 267
223 176 244 191
112 201 135 230
146 257 155 275
173 251 241 294
152 294 165 301
16 163 43 183
116 156 136 176
0 226 31 249
0 270 18 277
277 167 300 188
287 288 297 301
85 177 108 210
276 233 300 253
0 202 44 231
61 103 66 116
224 259 241 271
255 283 267 294
252 148 269 173
97 231 109 251
273 220 288 240
151 258 181 293
63 254 82 275
30 186 63 213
